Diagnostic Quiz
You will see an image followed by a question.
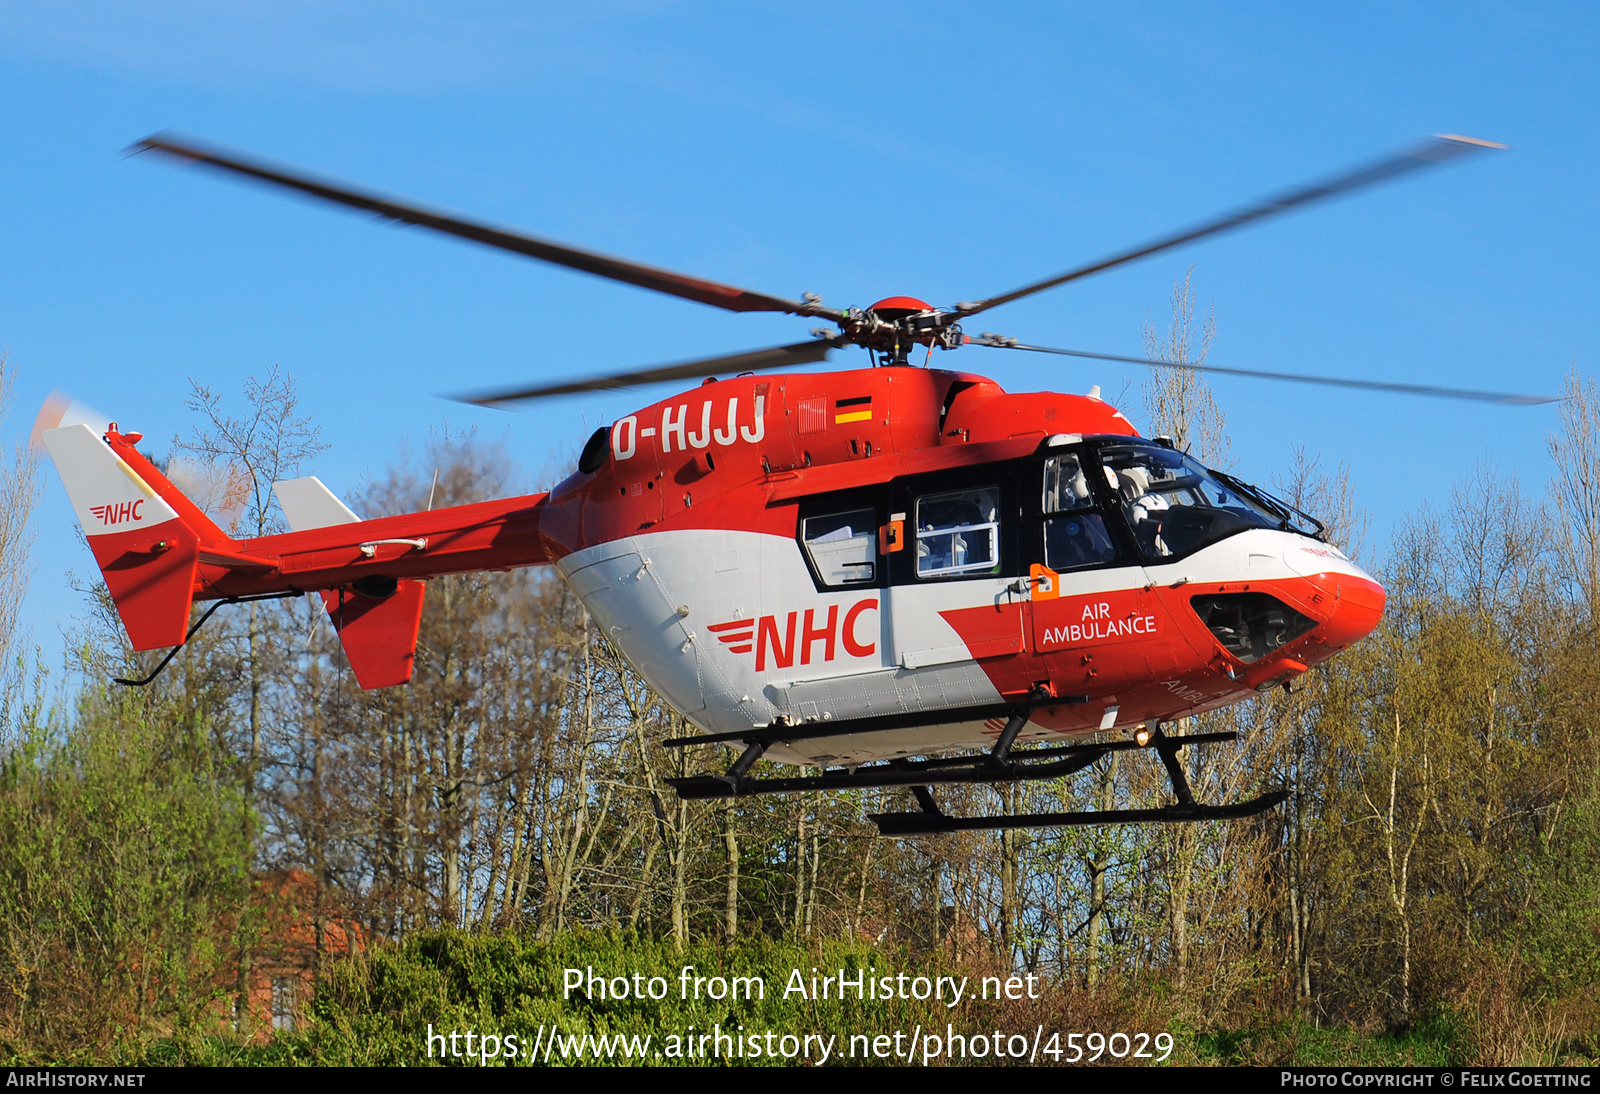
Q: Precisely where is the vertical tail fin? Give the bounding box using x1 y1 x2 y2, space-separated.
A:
41 424 207 649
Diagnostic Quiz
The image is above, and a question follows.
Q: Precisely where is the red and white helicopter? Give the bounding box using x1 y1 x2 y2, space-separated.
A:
40 133 1548 834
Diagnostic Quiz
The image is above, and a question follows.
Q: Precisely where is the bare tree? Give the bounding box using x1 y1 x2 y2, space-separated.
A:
0 351 41 727
173 365 326 1033
1277 445 1369 561
1547 365 1600 613
177 364 326 537
1142 268 1232 469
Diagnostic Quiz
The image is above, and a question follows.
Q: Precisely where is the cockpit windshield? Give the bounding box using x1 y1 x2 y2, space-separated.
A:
1097 443 1317 562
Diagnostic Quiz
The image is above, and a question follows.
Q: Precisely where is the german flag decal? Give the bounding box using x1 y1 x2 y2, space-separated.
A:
834 395 873 425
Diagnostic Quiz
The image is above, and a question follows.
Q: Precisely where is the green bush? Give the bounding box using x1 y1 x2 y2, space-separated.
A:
0 692 255 1064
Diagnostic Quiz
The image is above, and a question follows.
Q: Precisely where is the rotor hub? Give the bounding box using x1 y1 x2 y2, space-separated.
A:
843 297 964 364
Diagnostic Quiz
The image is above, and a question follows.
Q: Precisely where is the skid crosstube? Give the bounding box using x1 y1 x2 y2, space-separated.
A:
667 700 1290 834
669 731 1238 799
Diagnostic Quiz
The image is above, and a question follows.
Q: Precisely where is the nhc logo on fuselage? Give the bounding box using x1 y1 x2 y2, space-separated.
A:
90 500 145 526
707 598 878 671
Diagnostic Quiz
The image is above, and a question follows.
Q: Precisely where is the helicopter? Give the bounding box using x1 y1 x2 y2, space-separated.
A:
39 132 1551 835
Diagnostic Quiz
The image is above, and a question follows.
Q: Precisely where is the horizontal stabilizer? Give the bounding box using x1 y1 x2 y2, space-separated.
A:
280 478 426 687
197 544 279 571
274 476 359 531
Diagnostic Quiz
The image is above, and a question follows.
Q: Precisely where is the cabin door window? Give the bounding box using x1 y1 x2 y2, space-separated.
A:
914 487 1001 579
801 508 878 587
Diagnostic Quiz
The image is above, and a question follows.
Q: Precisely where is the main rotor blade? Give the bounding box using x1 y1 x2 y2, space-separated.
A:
966 335 1557 406
130 133 843 321
453 337 846 405
955 134 1505 319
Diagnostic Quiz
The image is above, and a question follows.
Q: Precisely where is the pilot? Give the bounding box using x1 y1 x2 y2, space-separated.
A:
1046 454 1093 512
1118 466 1171 557
1047 514 1117 569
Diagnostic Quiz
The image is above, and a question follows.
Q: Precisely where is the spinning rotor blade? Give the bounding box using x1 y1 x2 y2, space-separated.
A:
966 335 1557 406
453 337 846 405
131 133 842 320
955 135 1505 319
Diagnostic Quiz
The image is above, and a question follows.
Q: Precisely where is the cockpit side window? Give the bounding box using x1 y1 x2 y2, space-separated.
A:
1041 453 1121 570
1043 453 1095 514
915 486 1001 579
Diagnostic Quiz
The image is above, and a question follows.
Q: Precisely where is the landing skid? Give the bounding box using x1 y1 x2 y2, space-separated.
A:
667 705 1290 835
870 789 1291 836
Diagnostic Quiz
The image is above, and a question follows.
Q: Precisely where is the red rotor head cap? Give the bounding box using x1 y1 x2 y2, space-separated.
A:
868 296 933 317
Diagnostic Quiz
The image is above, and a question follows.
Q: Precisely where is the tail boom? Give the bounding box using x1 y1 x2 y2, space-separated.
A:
45 424 551 676
96 425 552 601
198 493 552 599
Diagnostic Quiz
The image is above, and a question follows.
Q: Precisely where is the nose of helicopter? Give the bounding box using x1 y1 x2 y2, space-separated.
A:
1301 569 1386 649
1279 540 1386 649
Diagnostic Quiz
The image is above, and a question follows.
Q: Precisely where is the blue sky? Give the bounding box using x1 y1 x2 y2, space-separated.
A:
3 2 1597 672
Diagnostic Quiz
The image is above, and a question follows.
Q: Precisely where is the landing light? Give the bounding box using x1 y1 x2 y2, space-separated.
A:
1133 724 1153 747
